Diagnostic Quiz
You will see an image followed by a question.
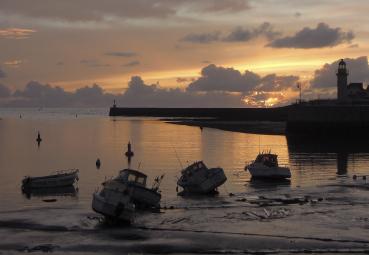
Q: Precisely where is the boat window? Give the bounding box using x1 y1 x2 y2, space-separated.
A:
128 174 136 182
136 176 146 185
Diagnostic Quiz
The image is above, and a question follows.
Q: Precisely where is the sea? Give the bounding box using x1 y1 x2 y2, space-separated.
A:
0 108 369 254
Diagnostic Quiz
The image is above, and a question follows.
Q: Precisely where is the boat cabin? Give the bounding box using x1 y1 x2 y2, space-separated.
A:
181 161 208 175
254 153 279 167
118 169 147 187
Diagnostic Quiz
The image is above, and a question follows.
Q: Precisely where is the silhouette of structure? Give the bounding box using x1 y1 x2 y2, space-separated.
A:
36 131 42 146
96 158 101 169
125 142 134 167
337 59 369 103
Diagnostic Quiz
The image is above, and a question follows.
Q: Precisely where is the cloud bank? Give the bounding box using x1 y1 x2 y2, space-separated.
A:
0 64 300 107
187 64 299 93
267 23 354 49
181 23 278 44
182 22 354 49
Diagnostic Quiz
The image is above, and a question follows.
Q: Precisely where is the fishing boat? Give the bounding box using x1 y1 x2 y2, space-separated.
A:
177 161 227 195
92 168 163 223
22 169 79 189
245 151 291 179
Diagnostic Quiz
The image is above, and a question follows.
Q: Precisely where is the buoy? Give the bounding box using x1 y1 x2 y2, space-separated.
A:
125 142 134 157
36 132 42 143
96 158 101 168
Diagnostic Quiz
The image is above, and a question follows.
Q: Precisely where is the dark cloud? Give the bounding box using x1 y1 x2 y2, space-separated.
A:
0 68 6 78
187 64 298 93
310 56 369 89
122 61 140 67
267 23 354 49
0 84 11 98
0 76 245 107
256 74 299 92
181 31 221 44
223 22 279 42
80 59 110 68
0 62 299 107
119 76 245 107
0 0 250 22
181 22 279 44
105 51 137 57
10 81 113 107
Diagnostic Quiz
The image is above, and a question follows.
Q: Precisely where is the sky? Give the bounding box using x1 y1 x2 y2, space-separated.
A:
1 0 369 107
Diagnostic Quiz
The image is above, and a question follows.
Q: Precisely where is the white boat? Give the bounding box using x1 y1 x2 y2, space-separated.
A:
177 161 227 194
92 180 135 223
22 169 79 189
246 152 291 179
92 169 162 223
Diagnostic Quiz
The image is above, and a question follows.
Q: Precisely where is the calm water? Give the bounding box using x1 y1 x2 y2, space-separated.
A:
2 108 369 254
1 108 369 212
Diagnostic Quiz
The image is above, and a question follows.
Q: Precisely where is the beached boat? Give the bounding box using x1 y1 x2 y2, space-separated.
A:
92 168 162 223
245 152 291 179
177 161 227 194
22 169 79 189
92 180 135 223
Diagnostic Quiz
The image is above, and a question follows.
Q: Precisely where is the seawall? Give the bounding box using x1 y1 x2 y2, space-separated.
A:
286 104 369 135
109 107 289 121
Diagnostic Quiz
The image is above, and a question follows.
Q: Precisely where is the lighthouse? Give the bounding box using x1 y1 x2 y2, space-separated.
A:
336 59 348 102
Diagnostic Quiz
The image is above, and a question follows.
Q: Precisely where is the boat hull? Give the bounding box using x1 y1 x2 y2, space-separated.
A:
22 170 79 189
178 168 227 194
247 165 291 179
127 184 161 208
92 193 134 223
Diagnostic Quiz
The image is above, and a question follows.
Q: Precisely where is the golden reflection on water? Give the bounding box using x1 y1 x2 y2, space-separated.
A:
0 116 368 210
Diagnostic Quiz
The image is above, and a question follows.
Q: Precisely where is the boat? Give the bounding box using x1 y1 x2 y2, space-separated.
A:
177 161 227 195
22 169 79 189
245 152 291 179
92 180 135 223
92 168 162 223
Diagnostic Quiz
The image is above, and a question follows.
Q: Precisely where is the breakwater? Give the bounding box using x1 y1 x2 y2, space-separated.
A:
109 107 289 121
109 104 369 136
287 104 369 135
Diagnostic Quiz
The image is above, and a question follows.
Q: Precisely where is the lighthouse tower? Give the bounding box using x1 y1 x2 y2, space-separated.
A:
336 59 348 102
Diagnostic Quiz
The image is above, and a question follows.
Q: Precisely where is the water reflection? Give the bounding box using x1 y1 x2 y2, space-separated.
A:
22 186 78 199
287 135 369 179
1 115 369 211
248 178 291 190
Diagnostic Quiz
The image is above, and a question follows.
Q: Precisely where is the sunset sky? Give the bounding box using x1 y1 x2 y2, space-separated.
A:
1 0 369 107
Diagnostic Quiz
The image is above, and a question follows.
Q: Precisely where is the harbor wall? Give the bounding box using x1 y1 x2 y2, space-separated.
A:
286 104 369 135
109 107 289 121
